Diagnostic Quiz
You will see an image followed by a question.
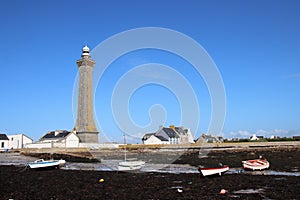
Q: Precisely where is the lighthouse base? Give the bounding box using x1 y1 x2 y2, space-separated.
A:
76 132 99 143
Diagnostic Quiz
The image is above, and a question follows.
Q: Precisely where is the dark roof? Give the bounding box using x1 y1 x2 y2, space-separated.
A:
155 135 169 141
142 133 155 141
162 128 179 138
144 133 155 137
0 134 9 140
175 127 188 135
41 130 70 140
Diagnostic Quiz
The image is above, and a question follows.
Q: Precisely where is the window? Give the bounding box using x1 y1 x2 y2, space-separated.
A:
1 142 4 148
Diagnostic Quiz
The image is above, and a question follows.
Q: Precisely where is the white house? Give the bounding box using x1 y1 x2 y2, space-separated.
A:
142 133 169 144
0 134 9 150
62 132 80 148
26 130 80 148
7 134 33 149
174 126 195 144
250 134 264 141
196 134 224 143
142 125 195 145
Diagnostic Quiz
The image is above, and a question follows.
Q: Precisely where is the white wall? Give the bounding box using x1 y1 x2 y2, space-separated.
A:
250 134 259 141
144 135 168 144
65 133 79 148
25 133 80 148
8 134 33 149
25 143 52 148
185 129 195 143
79 143 119 149
0 140 9 150
23 135 33 145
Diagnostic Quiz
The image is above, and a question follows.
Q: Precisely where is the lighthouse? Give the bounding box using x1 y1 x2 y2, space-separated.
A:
74 46 98 143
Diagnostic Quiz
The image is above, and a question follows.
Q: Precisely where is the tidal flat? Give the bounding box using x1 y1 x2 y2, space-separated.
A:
0 144 299 199
0 165 299 199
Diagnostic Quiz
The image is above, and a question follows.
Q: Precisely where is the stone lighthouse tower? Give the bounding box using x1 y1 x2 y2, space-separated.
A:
74 46 98 143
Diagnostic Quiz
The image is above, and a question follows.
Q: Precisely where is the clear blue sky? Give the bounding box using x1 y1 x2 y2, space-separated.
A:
0 0 299 143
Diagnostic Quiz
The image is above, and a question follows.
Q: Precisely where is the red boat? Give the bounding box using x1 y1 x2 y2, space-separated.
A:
242 157 270 170
198 164 229 176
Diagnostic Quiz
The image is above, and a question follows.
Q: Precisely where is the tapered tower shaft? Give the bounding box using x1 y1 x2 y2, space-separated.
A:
75 46 98 143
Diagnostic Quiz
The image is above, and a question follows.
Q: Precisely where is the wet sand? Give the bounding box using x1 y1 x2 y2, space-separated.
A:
176 146 300 172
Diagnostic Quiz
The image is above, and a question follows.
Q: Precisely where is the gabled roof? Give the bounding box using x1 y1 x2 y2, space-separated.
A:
143 126 190 143
7 134 33 141
195 134 221 143
162 128 179 138
23 134 33 141
175 127 188 135
155 135 169 141
41 130 71 140
0 133 9 140
142 133 155 141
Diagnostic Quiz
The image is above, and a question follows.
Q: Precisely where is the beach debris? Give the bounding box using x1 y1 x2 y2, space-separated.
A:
219 189 228 194
177 188 183 193
234 188 264 194
99 178 105 183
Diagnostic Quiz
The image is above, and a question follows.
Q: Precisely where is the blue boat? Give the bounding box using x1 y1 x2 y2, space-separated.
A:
28 159 66 169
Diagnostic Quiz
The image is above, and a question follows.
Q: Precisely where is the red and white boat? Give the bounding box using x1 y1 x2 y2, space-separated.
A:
198 164 229 176
242 158 270 170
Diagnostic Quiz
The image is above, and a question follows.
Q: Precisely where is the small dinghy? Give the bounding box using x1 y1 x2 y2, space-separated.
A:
118 130 145 171
242 156 270 170
28 159 66 169
118 160 145 171
198 164 229 176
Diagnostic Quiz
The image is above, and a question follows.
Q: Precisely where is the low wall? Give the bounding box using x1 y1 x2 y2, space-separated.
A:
25 143 52 149
15 140 300 152
79 143 119 149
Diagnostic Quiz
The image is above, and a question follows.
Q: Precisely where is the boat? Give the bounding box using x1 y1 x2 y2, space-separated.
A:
198 164 229 176
118 160 145 171
118 129 145 171
28 159 66 169
242 157 270 170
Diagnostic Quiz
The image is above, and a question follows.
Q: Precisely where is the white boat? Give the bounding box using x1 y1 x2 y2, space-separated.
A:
118 160 145 171
198 165 229 176
118 130 145 171
242 158 270 170
28 159 66 169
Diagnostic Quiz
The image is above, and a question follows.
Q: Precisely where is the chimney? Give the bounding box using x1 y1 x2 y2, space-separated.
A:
54 130 60 136
169 125 175 130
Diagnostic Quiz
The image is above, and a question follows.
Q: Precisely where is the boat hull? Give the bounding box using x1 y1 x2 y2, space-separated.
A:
118 160 145 171
28 159 66 169
242 159 269 170
199 165 229 176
